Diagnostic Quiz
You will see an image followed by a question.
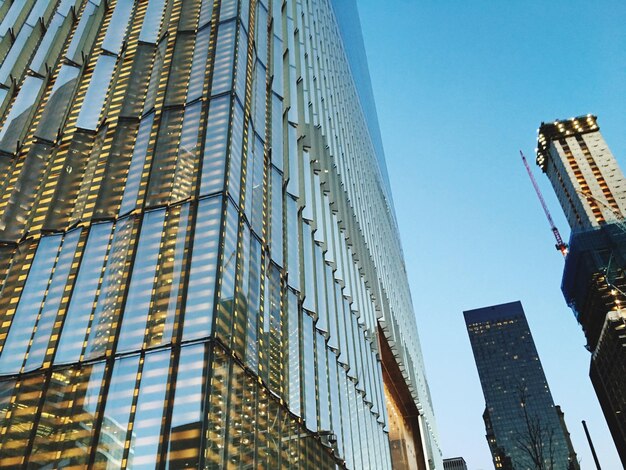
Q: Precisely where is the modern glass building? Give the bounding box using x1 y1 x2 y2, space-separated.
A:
0 0 441 468
538 115 626 465
464 301 578 470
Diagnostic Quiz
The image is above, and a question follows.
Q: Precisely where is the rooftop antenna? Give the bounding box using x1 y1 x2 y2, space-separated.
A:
520 150 568 257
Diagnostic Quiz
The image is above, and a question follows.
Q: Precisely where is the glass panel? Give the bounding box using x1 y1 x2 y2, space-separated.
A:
270 167 283 266
0 374 45 468
117 209 166 353
0 235 61 374
214 201 238 342
234 27 247 102
286 289 300 417
0 23 33 84
119 112 154 215
199 95 230 196
35 64 79 141
210 20 235 96
94 120 140 218
244 235 261 372
301 222 315 311
147 203 190 347
93 356 140 469
101 0 133 54
165 344 206 469
55 222 112 364
76 54 116 130
328 352 343 458
187 25 211 103
142 39 166 113
120 43 155 118
267 263 282 393
205 346 229 468
178 0 201 31
28 365 99 468
246 134 265 236
270 93 283 170
183 196 221 341
129 350 171 469
171 101 202 203
65 1 102 64
198 0 213 29
314 244 327 333
326 274 339 351
84 217 135 360
256 3 268 66
57 362 106 466
0 75 43 153
24 229 81 372
252 62 266 133
302 312 316 432
316 333 330 432
165 33 195 106
219 0 237 22
225 359 245 467
226 100 244 204
146 107 184 206
139 0 166 43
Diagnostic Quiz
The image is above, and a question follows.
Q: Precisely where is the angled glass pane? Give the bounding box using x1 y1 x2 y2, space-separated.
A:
139 0 166 43
55 222 112 365
0 75 43 153
35 63 80 141
0 235 61 374
101 0 133 54
119 112 154 215
76 54 116 130
117 209 166 353
199 95 230 196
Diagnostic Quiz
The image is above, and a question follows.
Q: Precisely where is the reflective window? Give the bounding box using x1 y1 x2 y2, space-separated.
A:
187 25 211 103
94 356 140 469
76 54 116 130
267 263 282 393
65 1 101 64
253 62 266 132
234 28 247 102
286 289 301 416
147 203 191 347
302 312 316 432
219 0 238 22
210 20 236 96
166 344 206 468
226 100 244 203
244 235 262 372
198 0 213 29
119 113 154 215
139 0 166 43
143 39 167 113
165 33 195 106
101 0 133 54
0 23 33 84
270 93 283 169
130 350 171 469
172 101 202 203
183 196 221 341
214 201 238 342
317 332 330 432
204 346 228 467
199 95 230 196
0 235 61 374
55 223 112 364
35 64 80 141
314 243 327 332
270 167 283 266
0 75 43 153
84 217 135 360
117 210 166 353
245 134 265 236
24 229 81 372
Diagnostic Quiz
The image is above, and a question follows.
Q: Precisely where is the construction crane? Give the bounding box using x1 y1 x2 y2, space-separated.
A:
520 150 568 257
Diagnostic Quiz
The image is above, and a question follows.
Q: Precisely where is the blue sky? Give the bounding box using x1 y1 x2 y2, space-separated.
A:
357 1 626 468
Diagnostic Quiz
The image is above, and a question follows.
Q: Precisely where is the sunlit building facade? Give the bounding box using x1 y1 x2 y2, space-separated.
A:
538 115 626 465
464 301 579 470
0 0 441 468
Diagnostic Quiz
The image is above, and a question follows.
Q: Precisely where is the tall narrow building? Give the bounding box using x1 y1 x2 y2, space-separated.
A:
464 301 579 470
537 115 626 464
0 1 441 469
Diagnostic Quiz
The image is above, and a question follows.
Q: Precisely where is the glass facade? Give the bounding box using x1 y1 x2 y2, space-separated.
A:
464 302 579 470
0 0 440 468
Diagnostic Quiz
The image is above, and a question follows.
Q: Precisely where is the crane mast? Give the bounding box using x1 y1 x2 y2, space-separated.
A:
520 150 568 257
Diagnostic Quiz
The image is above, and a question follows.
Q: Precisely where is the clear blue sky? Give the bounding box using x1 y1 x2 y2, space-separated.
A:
357 1 626 468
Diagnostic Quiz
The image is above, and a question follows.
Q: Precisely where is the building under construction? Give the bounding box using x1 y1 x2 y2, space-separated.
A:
537 115 626 465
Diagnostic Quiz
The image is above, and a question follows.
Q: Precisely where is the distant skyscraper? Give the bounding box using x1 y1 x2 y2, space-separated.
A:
0 1 440 469
464 301 579 469
537 115 626 464
443 456 468 470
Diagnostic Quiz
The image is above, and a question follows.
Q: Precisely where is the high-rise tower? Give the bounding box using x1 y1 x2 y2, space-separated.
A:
464 301 579 470
0 1 440 468
537 115 626 464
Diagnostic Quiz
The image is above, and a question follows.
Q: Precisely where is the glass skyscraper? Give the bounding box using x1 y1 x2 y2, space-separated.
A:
538 115 626 465
0 0 440 468
464 301 578 470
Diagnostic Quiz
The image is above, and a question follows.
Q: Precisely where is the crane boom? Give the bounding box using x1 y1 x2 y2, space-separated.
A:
520 150 568 257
